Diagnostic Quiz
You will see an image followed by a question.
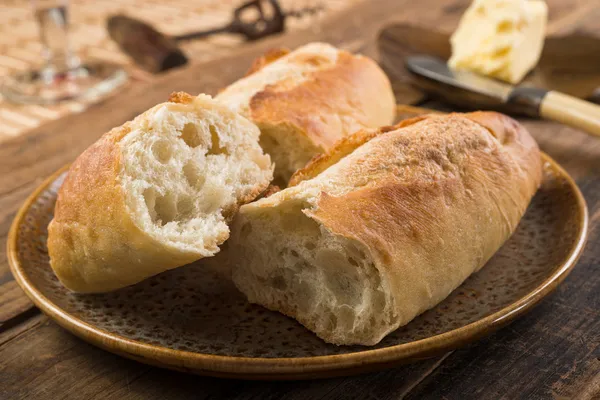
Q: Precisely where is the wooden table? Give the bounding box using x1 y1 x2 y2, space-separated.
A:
0 0 349 140
1 1 599 398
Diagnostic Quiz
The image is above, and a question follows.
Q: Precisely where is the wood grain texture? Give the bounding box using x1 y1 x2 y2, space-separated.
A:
1 0 599 398
0 281 36 330
0 314 451 400
404 235 600 400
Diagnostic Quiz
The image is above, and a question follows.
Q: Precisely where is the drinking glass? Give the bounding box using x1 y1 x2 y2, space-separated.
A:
1 0 127 105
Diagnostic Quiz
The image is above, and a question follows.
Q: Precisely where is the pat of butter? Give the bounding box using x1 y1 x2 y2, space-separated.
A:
448 0 548 84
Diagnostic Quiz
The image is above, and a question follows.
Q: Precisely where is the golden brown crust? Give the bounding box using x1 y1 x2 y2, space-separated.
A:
464 110 522 143
233 111 542 345
248 51 395 151
306 112 542 331
244 47 290 76
48 115 204 292
47 92 271 293
288 107 527 188
216 44 396 182
288 127 390 187
168 91 195 104
51 123 128 224
288 115 434 187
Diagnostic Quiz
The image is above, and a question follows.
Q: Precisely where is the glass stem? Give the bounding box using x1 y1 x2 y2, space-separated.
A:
33 1 80 81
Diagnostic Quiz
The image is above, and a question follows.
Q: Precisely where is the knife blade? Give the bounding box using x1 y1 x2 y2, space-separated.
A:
405 55 600 137
405 55 548 117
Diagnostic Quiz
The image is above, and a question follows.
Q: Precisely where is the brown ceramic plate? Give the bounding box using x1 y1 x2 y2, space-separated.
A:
8 154 588 380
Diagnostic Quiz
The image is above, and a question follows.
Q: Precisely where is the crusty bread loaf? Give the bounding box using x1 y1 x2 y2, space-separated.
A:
228 111 541 345
215 42 396 182
48 92 272 293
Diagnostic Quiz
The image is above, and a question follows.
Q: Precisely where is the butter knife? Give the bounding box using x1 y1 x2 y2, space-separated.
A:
405 55 600 137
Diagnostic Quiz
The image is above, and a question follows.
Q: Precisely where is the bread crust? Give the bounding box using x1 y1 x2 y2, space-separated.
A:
311 112 541 343
232 111 542 345
48 120 204 293
48 92 270 293
248 50 395 151
244 47 290 76
288 121 424 187
216 43 396 181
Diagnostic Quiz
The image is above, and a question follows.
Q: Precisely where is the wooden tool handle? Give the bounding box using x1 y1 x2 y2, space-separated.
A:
540 91 600 137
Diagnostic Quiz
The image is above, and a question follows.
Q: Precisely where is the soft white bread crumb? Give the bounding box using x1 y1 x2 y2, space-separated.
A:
47 92 273 293
120 93 272 255
231 188 392 345
229 164 393 346
228 112 541 345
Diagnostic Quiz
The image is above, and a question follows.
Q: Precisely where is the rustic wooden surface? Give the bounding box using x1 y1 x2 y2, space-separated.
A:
0 0 342 139
1 0 599 398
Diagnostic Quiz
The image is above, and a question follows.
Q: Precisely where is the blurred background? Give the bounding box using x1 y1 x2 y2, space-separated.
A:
0 0 348 140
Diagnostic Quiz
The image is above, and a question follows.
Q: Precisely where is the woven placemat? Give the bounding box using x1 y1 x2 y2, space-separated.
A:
0 0 358 141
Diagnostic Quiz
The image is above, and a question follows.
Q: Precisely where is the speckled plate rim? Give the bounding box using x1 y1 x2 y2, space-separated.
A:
8 153 589 380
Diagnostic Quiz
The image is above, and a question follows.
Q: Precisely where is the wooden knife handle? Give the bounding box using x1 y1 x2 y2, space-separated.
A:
540 91 600 138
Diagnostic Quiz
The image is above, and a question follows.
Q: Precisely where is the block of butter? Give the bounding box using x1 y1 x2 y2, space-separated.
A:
448 0 548 84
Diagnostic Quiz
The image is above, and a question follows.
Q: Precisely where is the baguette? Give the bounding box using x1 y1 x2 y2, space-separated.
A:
228 111 541 345
216 42 396 182
48 92 272 293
